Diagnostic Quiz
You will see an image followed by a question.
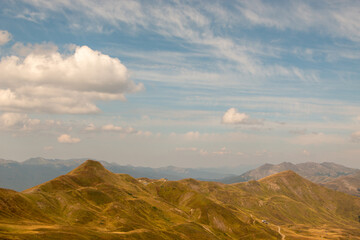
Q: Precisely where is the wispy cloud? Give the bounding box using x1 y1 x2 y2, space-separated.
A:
15 9 47 23
84 123 149 136
1 1 360 167
18 0 326 82
238 0 360 42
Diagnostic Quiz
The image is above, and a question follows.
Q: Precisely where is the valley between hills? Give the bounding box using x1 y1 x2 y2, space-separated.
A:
0 160 360 239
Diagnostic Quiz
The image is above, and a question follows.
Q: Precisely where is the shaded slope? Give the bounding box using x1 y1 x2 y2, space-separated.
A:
322 170 360 197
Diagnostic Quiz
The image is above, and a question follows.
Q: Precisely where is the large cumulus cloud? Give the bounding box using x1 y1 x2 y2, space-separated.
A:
0 44 143 114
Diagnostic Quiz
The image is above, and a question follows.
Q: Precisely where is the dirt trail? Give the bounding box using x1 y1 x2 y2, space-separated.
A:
248 214 285 239
278 226 285 240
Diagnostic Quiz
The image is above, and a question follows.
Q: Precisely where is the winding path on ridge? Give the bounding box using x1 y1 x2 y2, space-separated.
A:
278 226 285 240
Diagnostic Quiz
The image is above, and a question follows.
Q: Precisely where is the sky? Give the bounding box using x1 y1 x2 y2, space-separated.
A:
0 0 359 168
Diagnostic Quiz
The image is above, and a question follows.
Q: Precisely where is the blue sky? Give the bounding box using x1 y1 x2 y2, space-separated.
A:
0 0 359 168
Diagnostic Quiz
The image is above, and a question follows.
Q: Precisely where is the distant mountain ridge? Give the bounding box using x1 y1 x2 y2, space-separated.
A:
220 161 360 196
0 157 238 191
0 160 359 239
221 161 358 183
2 158 359 197
323 170 360 197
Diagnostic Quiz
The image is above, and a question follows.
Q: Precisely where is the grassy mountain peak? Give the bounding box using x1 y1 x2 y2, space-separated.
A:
69 159 109 176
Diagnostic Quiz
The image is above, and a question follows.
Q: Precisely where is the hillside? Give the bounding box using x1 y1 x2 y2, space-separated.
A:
322 170 360 197
221 162 359 187
0 160 359 239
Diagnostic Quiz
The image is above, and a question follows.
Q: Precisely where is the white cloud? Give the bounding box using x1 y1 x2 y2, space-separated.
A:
222 108 248 124
351 131 360 142
0 112 27 128
184 131 200 140
213 147 230 155
57 134 80 143
136 130 152 137
15 9 47 23
0 30 11 45
0 112 40 131
42 0 359 43
0 112 63 133
0 44 143 114
17 1 322 82
85 123 143 135
222 108 262 125
238 0 360 42
102 124 123 131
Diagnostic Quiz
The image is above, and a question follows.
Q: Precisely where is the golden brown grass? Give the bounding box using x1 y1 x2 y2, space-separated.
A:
0 161 359 239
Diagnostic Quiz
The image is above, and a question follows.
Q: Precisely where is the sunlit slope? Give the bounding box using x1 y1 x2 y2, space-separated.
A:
219 171 360 238
0 160 278 239
0 160 359 239
149 170 360 239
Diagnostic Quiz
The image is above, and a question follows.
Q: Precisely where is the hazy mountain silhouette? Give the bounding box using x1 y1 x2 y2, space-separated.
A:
220 161 360 195
0 157 239 191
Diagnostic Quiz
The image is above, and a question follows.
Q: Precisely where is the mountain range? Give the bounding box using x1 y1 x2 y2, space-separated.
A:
0 160 359 239
0 157 249 191
1 158 360 198
220 161 360 197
